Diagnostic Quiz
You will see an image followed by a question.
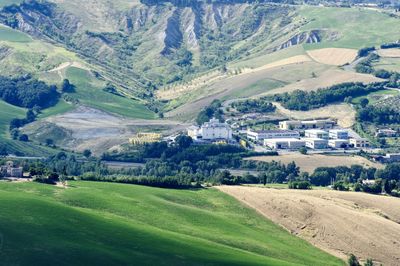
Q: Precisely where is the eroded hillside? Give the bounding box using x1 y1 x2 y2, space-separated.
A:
0 0 307 88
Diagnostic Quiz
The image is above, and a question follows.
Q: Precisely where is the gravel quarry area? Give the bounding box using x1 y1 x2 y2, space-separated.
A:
24 106 189 154
219 186 400 266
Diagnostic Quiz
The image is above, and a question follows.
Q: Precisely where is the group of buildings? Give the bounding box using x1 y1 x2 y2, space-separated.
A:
185 118 372 151
0 161 23 178
248 119 370 151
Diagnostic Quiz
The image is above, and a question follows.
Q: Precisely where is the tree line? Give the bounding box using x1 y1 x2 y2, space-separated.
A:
271 82 385 111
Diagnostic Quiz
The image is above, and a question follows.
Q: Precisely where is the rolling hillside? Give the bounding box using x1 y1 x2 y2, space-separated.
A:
0 181 345 266
0 0 399 154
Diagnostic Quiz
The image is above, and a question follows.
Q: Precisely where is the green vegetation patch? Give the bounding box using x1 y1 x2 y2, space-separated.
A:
0 181 344 266
0 25 31 42
373 57 400 72
65 67 155 119
228 79 287 99
0 0 23 8
300 7 400 49
37 99 75 119
0 99 25 138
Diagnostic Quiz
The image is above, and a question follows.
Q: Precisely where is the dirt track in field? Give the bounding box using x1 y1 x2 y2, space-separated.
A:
218 186 400 266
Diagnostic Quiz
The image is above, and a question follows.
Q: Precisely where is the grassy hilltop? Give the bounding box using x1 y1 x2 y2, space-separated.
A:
0 181 344 266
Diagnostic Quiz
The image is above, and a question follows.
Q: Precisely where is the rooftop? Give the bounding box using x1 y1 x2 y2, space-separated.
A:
305 129 328 134
265 138 303 142
248 129 299 134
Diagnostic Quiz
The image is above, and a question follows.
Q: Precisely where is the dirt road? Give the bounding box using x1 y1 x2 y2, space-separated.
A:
218 186 400 265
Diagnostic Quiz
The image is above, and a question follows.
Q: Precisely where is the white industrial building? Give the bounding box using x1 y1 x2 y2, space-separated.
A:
328 139 349 148
279 119 335 130
329 129 349 140
247 129 300 141
187 118 233 141
304 129 329 140
349 138 370 148
264 138 306 150
304 138 328 149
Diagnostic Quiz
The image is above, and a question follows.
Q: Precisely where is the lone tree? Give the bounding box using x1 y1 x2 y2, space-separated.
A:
364 259 374 266
348 254 361 266
61 79 74 93
360 98 369 108
299 147 308 155
83 149 92 158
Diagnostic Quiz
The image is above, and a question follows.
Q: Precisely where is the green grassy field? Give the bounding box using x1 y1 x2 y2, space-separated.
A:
0 0 23 7
300 7 400 50
0 181 345 266
373 57 400 72
37 99 75 119
351 89 400 104
0 100 63 156
0 100 25 139
0 25 31 42
227 79 287 99
65 67 156 119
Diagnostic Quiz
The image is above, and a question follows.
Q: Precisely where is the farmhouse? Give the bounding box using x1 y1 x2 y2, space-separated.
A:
279 119 335 130
247 129 300 141
188 118 232 141
304 129 329 140
0 161 23 178
375 129 398 138
264 138 306 150
349 138 370 148
329 129 349 140
304 138 328 149
328 139 349 148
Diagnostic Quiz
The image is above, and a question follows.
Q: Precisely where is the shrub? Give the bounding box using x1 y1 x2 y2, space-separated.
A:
288 181 312 190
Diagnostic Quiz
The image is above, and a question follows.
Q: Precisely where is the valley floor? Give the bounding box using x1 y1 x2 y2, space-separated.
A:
218 186 400 266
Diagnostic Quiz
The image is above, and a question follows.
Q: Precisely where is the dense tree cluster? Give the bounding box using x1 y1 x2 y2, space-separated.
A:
357 46 375 57
272 82 385 111
231 99 276 113
303 163 400 196
357 105 400 124
0 75 59 108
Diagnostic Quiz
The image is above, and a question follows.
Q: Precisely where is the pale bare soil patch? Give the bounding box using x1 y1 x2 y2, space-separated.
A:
218 186 400 266
247 55 312 72
274 102 356 128
247 154 383 173
377 48 400 58
307 48 358 66
24 106 188 154
48 61 89 73
261 69 382 96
